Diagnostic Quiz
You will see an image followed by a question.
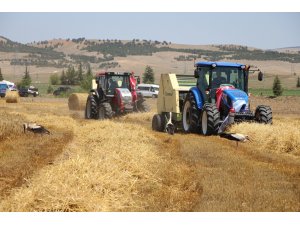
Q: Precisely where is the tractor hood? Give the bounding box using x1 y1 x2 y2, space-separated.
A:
223 89 249 112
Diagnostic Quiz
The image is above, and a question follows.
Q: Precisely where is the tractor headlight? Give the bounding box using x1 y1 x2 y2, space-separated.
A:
212 63 216 68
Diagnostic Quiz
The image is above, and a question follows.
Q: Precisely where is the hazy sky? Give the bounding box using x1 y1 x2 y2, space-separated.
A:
0 13 299 49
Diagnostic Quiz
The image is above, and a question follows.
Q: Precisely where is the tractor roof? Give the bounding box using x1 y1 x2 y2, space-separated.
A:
96 72 133 76
195 61 245 68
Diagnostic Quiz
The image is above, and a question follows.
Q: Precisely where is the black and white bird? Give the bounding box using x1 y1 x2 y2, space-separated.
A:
219 132 251 148
23 123 50 135
165 112 175 135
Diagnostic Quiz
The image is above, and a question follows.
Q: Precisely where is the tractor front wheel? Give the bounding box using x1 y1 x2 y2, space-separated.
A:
255 105 272 124
182 93 200 133
98 102 113 120
85 94 98 119
200 103 220 136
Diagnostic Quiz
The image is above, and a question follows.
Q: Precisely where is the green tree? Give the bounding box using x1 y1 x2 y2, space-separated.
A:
20 66 31 87
297 76 300 88
80 64 93 91
60 70 67 85
272 75 283 96
0 68 4 81
142 65 155 84
49 73 60 85
76 63 84 84
66 66 76 85
47 85 54 94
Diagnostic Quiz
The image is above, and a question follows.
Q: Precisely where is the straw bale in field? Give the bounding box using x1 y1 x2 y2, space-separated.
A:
68 93 88 111
5 91 20 103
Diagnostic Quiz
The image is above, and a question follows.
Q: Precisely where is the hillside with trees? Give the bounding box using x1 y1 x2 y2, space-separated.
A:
2 36 299 70
0 36 300 88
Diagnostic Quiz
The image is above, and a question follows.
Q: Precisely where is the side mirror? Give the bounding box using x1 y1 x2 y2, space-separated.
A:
258 71 263 81
194 69 199 78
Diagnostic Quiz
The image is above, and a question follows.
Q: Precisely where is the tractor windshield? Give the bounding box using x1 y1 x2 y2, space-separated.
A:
211 67 245 91
107 75 130 95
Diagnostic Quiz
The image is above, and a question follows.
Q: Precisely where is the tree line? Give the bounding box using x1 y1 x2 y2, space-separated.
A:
49 63 93 90
2 36 300 70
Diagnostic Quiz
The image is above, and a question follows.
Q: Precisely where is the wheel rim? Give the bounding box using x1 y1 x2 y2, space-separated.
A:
183 101 191 131
202 111 208 135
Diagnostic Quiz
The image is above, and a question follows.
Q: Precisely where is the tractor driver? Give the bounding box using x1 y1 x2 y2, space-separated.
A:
212 71 226 88
108 78 118 94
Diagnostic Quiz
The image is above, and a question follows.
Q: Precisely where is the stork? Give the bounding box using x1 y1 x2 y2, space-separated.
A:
219 132 251 148
23 123 50 135
165 112 175 135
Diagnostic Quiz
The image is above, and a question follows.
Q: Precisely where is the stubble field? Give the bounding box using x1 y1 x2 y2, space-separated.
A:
0 95 299 211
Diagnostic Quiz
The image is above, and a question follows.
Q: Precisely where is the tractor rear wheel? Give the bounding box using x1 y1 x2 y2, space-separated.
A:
255 105 272 124
182 93 200 133
85 94 98 119
98 102 113 120
137 100 150 112
200 103 220 136
152 114 165 132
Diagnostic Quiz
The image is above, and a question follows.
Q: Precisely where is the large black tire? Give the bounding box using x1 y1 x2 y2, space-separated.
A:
137 100 150 112
85 94 98 119
200 103 220 136
255 105 272 124
152 114 165 132
98 102 113 120
182 93 200 133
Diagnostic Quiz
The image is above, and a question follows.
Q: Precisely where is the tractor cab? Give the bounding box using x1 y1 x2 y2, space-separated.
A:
94 72 134 114
194 62 252 104
95 72 132 96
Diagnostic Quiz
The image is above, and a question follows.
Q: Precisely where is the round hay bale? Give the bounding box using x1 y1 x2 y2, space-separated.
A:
5 91 20 103
68 93 88 111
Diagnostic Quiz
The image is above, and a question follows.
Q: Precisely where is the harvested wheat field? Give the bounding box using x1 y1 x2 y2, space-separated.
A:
0 96 299 212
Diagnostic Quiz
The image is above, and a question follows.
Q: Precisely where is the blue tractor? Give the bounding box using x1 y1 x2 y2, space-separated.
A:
182 61 272 135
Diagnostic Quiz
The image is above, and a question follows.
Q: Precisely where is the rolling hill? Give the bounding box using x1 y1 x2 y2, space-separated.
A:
0 36 300 89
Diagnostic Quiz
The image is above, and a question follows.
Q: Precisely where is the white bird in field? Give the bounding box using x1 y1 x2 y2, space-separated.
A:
23 123 50 135
165 112 175 135
219 132 251 148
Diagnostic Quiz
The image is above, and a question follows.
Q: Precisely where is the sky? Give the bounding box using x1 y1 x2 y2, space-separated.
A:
0 12 300 50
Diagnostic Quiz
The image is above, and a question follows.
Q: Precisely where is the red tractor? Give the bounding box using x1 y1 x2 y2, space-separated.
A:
85 72 150 119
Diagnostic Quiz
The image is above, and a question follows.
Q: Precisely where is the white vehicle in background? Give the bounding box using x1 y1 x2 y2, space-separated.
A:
0 80 17 91
136 84 159 98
